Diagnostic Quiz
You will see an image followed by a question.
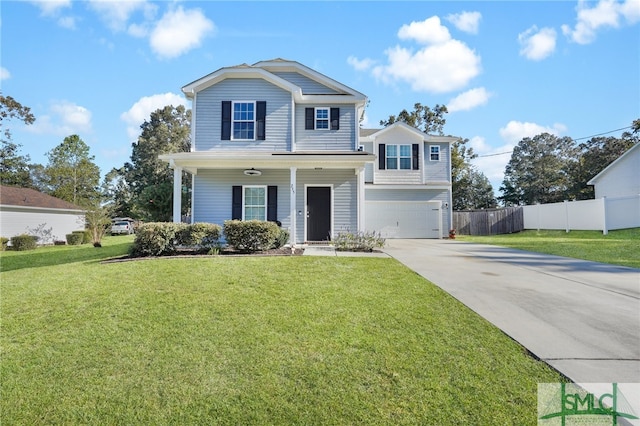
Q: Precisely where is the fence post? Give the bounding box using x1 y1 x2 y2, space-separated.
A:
564 200 570 233
602 196 608 235
537 202 541 231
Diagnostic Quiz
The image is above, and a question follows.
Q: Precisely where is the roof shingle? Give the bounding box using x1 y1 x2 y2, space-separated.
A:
0 186 83 210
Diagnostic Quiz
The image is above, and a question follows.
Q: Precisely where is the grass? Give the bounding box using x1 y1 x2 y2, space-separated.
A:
1 237 565 424
457 228 640 269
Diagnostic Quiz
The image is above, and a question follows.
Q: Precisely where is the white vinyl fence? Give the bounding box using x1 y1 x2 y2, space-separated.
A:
522 195 640 234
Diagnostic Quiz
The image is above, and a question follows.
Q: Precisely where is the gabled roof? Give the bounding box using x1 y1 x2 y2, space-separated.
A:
587 143 640 185
360 122 459 143
0 185 84 211
181 58 366 105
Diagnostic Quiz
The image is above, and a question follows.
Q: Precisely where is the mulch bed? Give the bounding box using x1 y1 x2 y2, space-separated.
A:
102 247 305 263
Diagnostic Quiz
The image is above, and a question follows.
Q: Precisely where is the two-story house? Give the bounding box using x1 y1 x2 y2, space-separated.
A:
160 59 456 244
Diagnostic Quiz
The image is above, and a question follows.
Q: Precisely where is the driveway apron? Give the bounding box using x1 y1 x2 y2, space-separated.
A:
382 239 640 384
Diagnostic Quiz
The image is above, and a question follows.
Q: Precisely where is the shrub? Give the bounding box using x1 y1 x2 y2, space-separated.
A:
224 220 281 252
66 233 84 246
272 228 290 249
174 223 221 249
54 240 66 246
333 231 385 252
72 230 91 244
129 222 183 257
1 237 8 251
11 234 38 251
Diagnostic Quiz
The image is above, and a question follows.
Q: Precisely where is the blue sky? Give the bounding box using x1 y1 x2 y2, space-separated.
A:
3 0 639 193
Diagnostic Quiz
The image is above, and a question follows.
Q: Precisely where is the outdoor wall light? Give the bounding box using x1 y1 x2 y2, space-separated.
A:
243 168 262 176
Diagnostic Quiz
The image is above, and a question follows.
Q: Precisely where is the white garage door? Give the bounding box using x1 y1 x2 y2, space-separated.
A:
365 201 442 238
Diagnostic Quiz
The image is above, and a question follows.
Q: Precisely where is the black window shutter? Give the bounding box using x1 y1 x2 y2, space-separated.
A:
378 144 386 170
232 186 242 220
256 101 266 140
330 108 339 130
305 108 314 130
221 101 231 140
267 186 277 222
412 144 420 170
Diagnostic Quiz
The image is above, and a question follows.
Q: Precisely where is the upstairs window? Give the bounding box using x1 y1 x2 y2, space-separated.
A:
305 107 340 130
430 145 440 161
315 108 329 129
221 101 266 141
233 101 255 140
378 143 420 170
386 144 412 170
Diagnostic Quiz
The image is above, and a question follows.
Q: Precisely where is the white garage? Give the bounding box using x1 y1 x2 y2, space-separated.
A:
365 200 442 238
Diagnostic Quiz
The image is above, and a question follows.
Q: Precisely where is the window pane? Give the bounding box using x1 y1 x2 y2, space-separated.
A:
400 145 411 156
316 109 328 119
386 158 397 169
233 122 254 139
316 120 328 129
400 158 411 169
386 145 397 157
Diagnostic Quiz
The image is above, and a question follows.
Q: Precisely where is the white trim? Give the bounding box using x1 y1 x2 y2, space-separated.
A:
429 145 440 161
304 184 334 241
289 167 297 244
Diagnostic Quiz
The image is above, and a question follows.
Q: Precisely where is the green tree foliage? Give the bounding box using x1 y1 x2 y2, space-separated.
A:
124 105 191 222
45 135 101 207
0 94 36 187
381 103 496 209
101 167 136 218
499 133 578 205
380 103 448 135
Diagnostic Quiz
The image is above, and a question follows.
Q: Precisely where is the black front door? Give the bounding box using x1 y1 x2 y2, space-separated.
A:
307 187 331 241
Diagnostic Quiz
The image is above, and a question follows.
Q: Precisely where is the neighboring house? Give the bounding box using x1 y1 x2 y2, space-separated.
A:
0 185 85 244
587 143 640 199
160 59 456 243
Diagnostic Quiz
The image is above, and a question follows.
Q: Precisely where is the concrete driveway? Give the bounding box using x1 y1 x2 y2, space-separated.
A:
382 239 640 384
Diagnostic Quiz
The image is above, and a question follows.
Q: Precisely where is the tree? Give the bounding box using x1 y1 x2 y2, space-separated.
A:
45 135 101 207
124 105 191 221
380 103 448 135
381 103 496 209
0 94 36 187
499 133 578 205
85 207 112 247
569 135 637 199
101 167 136 218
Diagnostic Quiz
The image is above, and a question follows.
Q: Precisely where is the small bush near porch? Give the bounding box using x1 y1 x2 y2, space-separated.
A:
1 238 565 424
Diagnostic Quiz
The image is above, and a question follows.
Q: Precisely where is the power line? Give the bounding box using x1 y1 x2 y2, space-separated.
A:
475 125 633 158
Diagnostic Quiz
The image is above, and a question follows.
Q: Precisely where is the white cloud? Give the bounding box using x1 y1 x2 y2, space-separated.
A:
149 6 215 59
0 67 10 80
57 16 76 30
446 11 482 34
27 101 92 136
468 136 514 188
347 56 376 71
447 87 492 112
518 26 557 61
562 0 639 44
499 120 567 144
87 0 156 32
29 0 71 16
369 16 481 94
398 16 451 44
121 92 188 140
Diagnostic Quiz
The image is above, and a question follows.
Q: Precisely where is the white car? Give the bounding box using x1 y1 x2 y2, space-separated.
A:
111 220 134 235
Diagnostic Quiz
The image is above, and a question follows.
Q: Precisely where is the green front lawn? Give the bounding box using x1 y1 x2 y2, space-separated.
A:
458 228 640 269
1 239 564 424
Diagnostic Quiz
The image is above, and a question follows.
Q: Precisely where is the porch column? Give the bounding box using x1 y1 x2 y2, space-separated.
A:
290 166 297 245
357 167 365 231
172 164 183 223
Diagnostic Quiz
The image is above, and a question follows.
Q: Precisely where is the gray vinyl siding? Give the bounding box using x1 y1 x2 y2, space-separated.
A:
193 168 358 243
193 169 291 229
425 143 450 182
194 79 291 151
295 104 356 151
365 187 451 231
361 141 374 183
272 72 341 95
296 169 358 241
